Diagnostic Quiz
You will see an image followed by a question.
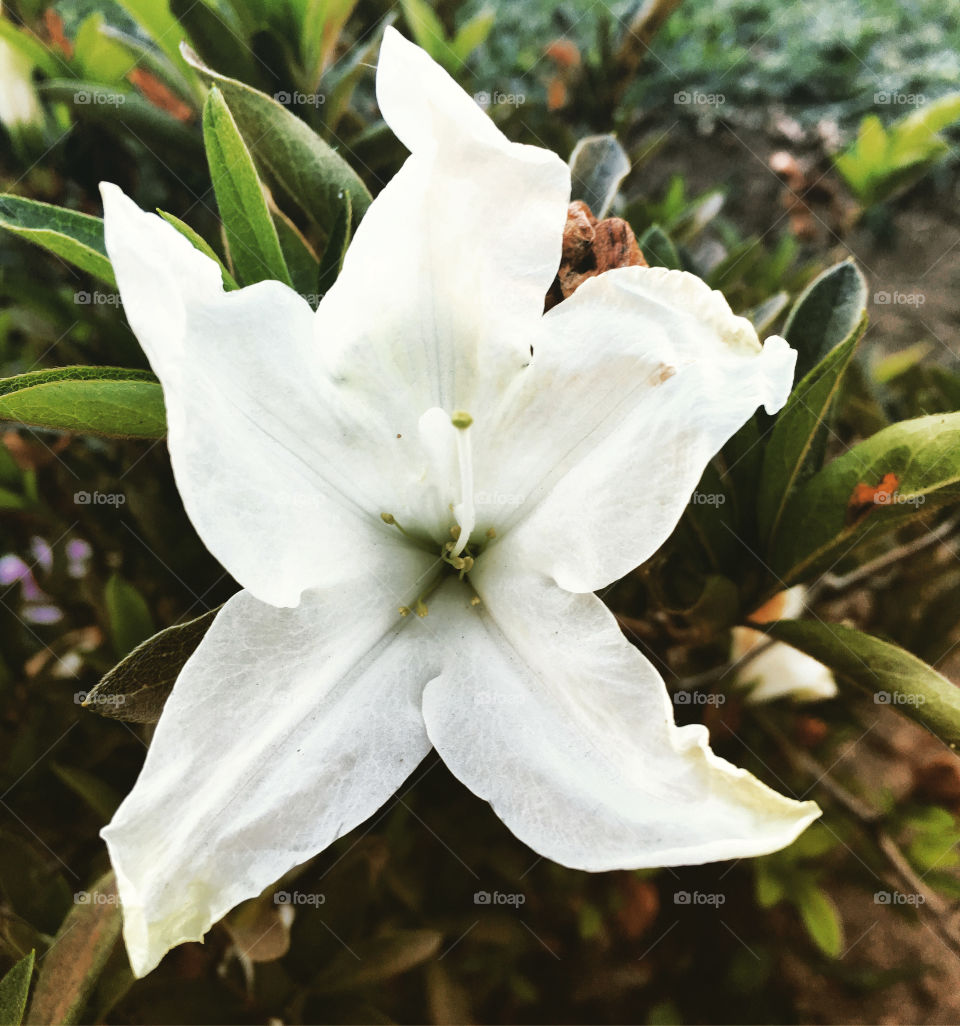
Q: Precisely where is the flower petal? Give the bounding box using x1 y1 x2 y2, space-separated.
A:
422 548 819 871
316 27 570 426
102 548 440 977
480 266 796 592
101 182 423 605
734 632 838 704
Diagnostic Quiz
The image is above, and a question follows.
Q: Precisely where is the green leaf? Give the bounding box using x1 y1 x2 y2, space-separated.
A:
49 763 121 822
39 82 200 156
764 619 960 746
182 44 371 235
0 367 165 440
400 0 450 64
301 0 361 85
754 863 785 909
793 879 843 958
313 929 443 994
203 87 292 287
0 20 62 77
569 134 631 218
684 461 737 571
772 412 960 584
450 7 494 63
316 190 352 296
104 575 155 659
73 14 133 85
746 291 789 335
637 224 680 270
169 0 260 85
0 196 115 285
272 208 319 299
85 607 221 723
782 260 869 383
757 263 868 550
113 0 197 91
157 209 238 289
25 872 121 1026
0 950 34 1026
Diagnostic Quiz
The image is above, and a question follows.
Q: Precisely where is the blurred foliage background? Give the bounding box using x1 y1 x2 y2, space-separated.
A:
2 0 960 1023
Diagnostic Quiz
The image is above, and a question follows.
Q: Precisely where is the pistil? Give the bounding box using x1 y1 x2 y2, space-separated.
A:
450 410 475 558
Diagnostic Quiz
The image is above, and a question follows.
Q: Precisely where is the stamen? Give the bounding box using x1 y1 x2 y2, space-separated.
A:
450 411 475 558
415 597 429 618
381 511 414 541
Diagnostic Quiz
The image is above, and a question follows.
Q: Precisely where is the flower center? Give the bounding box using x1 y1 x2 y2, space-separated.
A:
381 409 492 619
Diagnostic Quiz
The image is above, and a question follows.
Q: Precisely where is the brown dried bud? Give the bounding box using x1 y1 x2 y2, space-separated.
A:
545 201 647 311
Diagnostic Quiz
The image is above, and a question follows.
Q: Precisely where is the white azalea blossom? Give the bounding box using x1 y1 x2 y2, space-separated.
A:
733 586 839 704
99 28 820 977
0 37 42 132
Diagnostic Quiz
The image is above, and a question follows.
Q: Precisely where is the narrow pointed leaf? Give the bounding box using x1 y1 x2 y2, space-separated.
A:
313 930 443 995
113 0 198 91
637 224 680 270
0 368 165 439
0 950 34 1026
157 210 238 289
85 606 221 723
25 872 121 1026
764 619 960 747
203 87 292 287
772 412 960 584
758 261 868 550
182 44 371 235
0 196 115 285
0 20 61 76
794 880 843 957
569 134 631 218
450 8 495 63
782 260 868 384
39 82 200 155
316 191 352 297
272 208 319 299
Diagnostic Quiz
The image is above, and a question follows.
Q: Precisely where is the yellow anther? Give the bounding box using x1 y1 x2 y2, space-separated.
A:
381 512 396 524
470 595 481 606
486 527 496 539
398 605 411 617
451 410 473 429
415 597 429 618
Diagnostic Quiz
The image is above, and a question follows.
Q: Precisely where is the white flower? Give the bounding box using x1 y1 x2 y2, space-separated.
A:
98 28 819 977
732 587 838 704
0 37 42 132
